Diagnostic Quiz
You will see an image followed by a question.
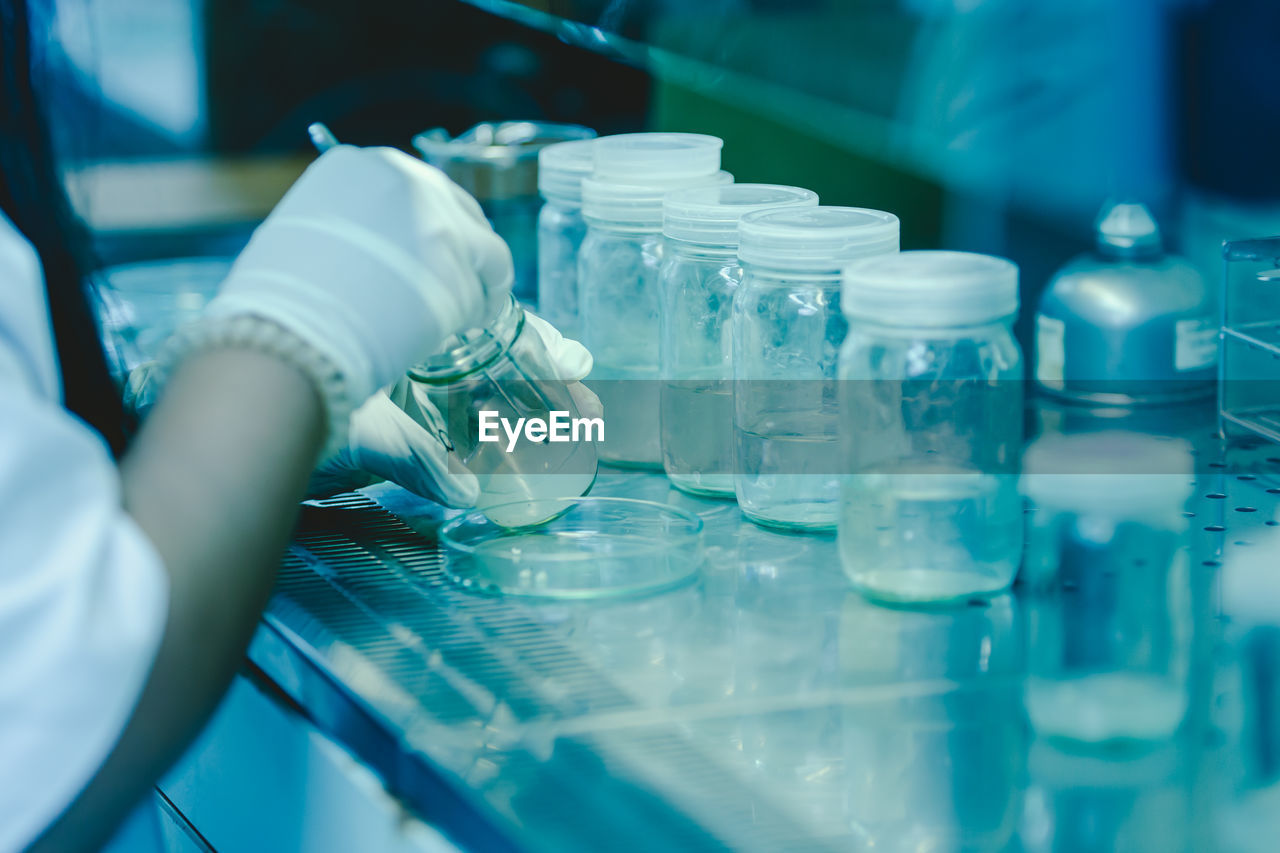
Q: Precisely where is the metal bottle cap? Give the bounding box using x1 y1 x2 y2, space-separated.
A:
1095 201 1163 259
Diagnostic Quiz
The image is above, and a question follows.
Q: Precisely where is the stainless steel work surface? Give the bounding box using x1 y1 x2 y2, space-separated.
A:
252 428 1280 853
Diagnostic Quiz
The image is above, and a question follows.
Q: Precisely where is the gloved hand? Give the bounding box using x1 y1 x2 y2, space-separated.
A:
203 145 513 416
307 312 599 506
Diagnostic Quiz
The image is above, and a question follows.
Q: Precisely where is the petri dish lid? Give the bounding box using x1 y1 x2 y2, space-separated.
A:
663 184 818 246
592 132 723 182
737 206 899 272
538 138 597 202
842 250 1018 327
439 497 704 599
1020 431 1194 512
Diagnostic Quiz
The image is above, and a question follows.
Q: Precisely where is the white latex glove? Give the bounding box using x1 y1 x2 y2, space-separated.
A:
204 145 513 415
308 312 599 506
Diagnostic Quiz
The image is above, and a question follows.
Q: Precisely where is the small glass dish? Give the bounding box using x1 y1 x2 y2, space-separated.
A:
439 497 704 599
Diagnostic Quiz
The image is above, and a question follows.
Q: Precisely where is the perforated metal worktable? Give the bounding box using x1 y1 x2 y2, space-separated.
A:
245 410 1280 853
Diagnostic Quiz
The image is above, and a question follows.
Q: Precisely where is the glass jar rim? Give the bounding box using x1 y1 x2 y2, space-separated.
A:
583 216 663 234
664 237 740 255
540 189 585 207
408 296 525 382
740 264 845 282
843 312 1019 333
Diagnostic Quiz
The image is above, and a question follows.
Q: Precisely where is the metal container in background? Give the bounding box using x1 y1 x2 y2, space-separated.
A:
1034 201 1217 406
412 122 596 301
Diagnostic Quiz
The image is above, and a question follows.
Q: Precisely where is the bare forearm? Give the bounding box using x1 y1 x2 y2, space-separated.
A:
32 348 326 851
123 348 325 588
121 347 326 711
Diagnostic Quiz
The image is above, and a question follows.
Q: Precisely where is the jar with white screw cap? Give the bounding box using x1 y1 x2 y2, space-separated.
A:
536 138 595 339
838 251 1024 604
732 206 899 531
577 132 729 468
659 183 819 497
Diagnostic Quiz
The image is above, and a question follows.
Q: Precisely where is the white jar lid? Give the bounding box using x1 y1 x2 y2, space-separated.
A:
592 132 723 181
737 206 899 272
538 139 596 202
663 184 818 246
1021 431 1194 512
582 171 733 228
842 250 1018 327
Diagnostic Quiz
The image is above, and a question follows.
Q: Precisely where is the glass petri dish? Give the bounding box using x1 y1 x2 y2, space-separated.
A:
439 497 704 599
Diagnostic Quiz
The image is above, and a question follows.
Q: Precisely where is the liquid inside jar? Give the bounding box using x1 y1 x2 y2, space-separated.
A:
406 298 598 526
840 464 1022 604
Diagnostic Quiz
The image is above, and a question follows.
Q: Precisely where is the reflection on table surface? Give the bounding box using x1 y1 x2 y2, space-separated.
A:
339 424 1280 853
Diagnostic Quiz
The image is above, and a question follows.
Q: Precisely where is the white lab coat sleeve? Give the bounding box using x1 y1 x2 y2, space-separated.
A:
0 210 168 851
0 387 169 853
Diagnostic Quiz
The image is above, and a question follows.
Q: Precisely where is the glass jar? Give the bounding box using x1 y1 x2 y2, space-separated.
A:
732 206 899 530
577 132 727 468
839 251 1023 604
659 184 819 497
536 139 595 339
1021 432 1194 746
406 296 598 527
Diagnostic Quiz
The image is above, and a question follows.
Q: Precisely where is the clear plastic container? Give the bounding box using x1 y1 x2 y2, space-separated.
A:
1021 432 1193 746
578 132 728 469
839 251 1023 604
406 296 598 527
732 206 899 530
439 496 703 598
659 184 819 497
536 139 595 339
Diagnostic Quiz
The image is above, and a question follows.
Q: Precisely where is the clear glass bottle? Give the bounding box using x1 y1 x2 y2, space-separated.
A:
578 132 727 469
839 251 1024 604
1021 432 1193 746
659 184 819 497
536 139 595 339
732 206 899 530
406 296 598 527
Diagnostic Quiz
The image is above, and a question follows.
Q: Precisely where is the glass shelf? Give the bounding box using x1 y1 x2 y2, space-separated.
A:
452 0 1177 220
1222 237 1280 444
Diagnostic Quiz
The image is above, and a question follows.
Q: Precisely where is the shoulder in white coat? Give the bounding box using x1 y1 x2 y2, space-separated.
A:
0 212 168 852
